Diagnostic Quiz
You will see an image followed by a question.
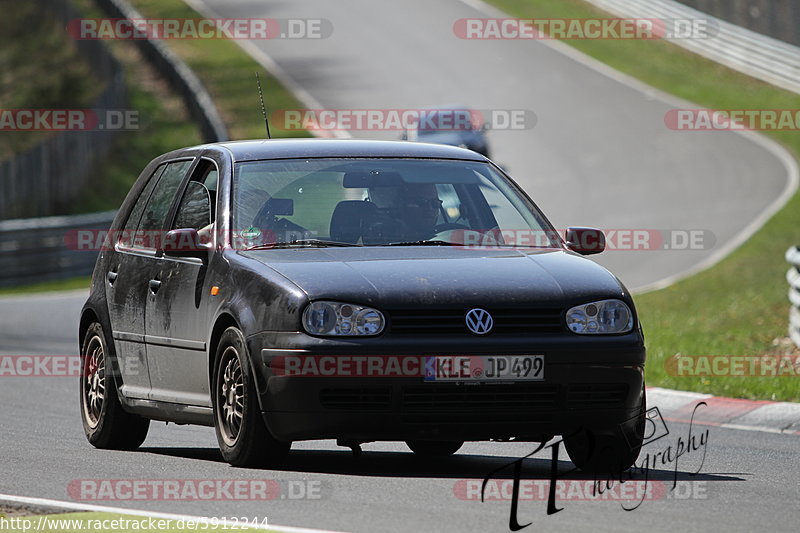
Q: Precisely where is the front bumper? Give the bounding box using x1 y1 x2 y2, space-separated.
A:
247 332 646 442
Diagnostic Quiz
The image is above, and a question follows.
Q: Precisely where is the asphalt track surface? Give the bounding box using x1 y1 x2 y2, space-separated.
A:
0 299 797 532
1 0 799 531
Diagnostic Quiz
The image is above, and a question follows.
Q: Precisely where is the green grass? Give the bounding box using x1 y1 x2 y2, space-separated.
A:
0 276 90 296
128 0 312 140
69 0 203 213
0 511 272 532
489 0 800 401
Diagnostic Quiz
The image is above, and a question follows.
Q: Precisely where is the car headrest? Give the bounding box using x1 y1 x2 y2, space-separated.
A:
329 200 378 244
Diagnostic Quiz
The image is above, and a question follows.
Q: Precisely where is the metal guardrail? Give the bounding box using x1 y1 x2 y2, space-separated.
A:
0 0 232 285
676 0 800 48
585 0 800 95
787 246 800 348
97 0 229 142
0 211 116 287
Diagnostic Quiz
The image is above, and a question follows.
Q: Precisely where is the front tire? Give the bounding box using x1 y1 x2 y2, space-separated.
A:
80 322 149 449
212 327 290 467
564 387 646 474
406 440 463 456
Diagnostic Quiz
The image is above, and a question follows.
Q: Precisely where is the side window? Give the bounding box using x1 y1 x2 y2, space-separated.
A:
173 182 211 230
172 160 217 231
119 164 166 247
132 160 193 249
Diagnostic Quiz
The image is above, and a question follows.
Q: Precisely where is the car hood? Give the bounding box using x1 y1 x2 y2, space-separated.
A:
240 247 627 308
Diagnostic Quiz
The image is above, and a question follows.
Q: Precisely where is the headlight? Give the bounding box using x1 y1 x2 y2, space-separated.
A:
566 299 633 334
303 301 385 336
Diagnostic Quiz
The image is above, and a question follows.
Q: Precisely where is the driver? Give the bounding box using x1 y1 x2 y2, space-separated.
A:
368 183 442 242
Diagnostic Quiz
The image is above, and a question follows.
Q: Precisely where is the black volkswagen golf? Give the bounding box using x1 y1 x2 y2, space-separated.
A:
79 139 646 472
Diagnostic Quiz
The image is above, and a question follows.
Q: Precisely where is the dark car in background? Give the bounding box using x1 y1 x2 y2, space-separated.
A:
401 106 491 157
79 139 645 472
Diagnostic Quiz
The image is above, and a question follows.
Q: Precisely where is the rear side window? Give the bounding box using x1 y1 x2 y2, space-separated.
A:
119 164 166 247
127 160 193 249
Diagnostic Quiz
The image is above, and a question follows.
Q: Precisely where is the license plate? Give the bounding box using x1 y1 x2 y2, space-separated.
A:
423 355 544 382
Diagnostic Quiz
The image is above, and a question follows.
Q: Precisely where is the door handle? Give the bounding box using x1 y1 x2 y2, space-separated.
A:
148 279 162 293
106 270 118 285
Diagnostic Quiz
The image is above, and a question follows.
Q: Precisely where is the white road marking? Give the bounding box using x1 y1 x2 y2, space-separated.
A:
0 493 348 533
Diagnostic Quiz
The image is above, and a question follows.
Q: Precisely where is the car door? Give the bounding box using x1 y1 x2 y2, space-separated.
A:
106 158 194 399
144 158 218 406
104 163 166 399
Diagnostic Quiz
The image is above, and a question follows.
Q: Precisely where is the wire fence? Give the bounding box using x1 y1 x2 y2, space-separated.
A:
585 0 800 95
0 211 116 287
677 0 800 47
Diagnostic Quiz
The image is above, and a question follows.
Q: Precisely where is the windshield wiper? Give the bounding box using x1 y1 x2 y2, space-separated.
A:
386 240 458 246
244 239 361 251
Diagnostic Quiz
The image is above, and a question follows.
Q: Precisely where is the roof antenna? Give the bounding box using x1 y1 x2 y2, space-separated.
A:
255 72 272 139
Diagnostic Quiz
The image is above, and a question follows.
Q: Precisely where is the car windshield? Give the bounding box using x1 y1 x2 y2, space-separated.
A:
232 158 559 249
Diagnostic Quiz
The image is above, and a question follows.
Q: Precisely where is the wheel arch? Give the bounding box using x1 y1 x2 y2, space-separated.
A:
79 305 124 392
208 311 269 414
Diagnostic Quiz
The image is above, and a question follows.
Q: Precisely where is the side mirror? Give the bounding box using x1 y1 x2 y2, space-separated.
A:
162 228 211 259
565 227 605 255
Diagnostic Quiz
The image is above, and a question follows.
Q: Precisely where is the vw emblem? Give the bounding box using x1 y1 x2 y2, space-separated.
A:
465 308 494 335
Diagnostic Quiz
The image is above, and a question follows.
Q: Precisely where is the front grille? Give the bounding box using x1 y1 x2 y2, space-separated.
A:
319 388 391 410
317 383 629 413
387 308 564 335
566 384 629 409
400 410 555 426
401 384 560 410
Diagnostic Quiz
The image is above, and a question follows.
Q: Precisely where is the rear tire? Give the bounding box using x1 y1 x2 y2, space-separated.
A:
406 440 463 456
80 322 149 450
212 327 290 467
